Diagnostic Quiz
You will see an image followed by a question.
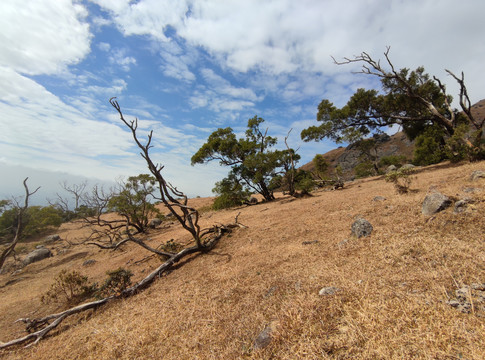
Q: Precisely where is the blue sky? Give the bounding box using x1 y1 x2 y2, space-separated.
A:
1 0 484 204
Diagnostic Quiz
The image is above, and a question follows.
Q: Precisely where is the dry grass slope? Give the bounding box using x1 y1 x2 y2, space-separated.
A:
1 161 484 359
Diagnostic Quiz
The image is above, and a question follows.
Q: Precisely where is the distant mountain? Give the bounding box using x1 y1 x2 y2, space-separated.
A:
300 131 415 180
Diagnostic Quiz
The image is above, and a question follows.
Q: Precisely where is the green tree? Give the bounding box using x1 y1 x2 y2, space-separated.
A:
312 155 329 181
192 116 297 201
108 174 160 233
301 48 484 160
211 174 251 210
413 125 447 166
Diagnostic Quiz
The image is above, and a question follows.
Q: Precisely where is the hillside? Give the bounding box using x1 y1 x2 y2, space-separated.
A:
300 131 415 179
1 161 485 359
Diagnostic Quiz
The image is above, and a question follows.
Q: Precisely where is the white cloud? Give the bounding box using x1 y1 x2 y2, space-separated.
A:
0 0 91 75
0 67 133 174
98 42 111 52
94 0 485 104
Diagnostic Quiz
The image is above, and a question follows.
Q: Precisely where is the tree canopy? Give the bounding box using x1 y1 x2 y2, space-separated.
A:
192 116 297 201
301 48 484 160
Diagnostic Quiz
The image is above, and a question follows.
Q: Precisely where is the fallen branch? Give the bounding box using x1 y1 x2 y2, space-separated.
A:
0 221 242 349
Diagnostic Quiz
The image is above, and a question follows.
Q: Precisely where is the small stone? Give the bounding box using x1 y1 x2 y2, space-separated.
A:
471 283 485 291
463 187 481 193
264 286 278 298
470 170 485 181
45 234 61 242
83 259 97 267
386 165 397 173
447 299 461 308
351 218 373 238
148 218 162 228
302 240 319 245
454 199 472 213
253 320 279 350
248 197 258 205
401 164 416 171
455 287 470 301
373 196 386 202
337 239 349 248
318 286 341 296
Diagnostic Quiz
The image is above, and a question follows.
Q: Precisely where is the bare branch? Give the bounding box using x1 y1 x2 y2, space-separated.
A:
0 178 40 271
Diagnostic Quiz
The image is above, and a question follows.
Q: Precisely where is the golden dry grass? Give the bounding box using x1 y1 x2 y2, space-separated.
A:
1 161 484 359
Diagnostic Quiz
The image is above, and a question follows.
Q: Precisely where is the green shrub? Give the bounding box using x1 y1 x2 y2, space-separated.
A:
413 125 447 166
379 155 407 168
294 170 316 194
99 268 133 297
385 168 415 194
354 161 375 178
42 270 97 305
212 175 250 210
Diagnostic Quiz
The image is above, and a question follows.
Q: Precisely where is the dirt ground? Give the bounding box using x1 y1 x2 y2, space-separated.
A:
1 161 484 359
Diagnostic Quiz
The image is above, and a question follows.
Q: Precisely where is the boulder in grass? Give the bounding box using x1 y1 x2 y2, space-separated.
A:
22 248 52 267
45 234 61 242
351 218 373 238
422 192 452 216
149 218 162 228
470 170 485 181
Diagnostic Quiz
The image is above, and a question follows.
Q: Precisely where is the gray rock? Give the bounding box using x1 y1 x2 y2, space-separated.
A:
83 259 97 267
22 248 52 267
454 199 472 213
148 218 162 228
253 321 279 350
318 286 341 296
385 165 397 173
422 192 452 216
401 164 416 171
373 196 386 202
249 197 258 205
351 218 373 238
462 187 481 193
470 170 485 181
471 283 485 291
44 234 61 242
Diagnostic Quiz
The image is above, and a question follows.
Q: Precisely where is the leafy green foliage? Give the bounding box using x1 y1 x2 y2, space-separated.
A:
192 116 298 201
212 174 251 210
0 205 64 242
294 170 316 194
379 155 407 168
385 168 415 194
301 51 484 161
98 268 133 297
413 125 447 166
108 174 161 233
42 270 97 305
312 155 329 180
354 161 376 179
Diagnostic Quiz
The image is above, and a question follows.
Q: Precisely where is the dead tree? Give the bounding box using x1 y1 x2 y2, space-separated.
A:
0 178 40 272
0 100 246 349
332 47 484 155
